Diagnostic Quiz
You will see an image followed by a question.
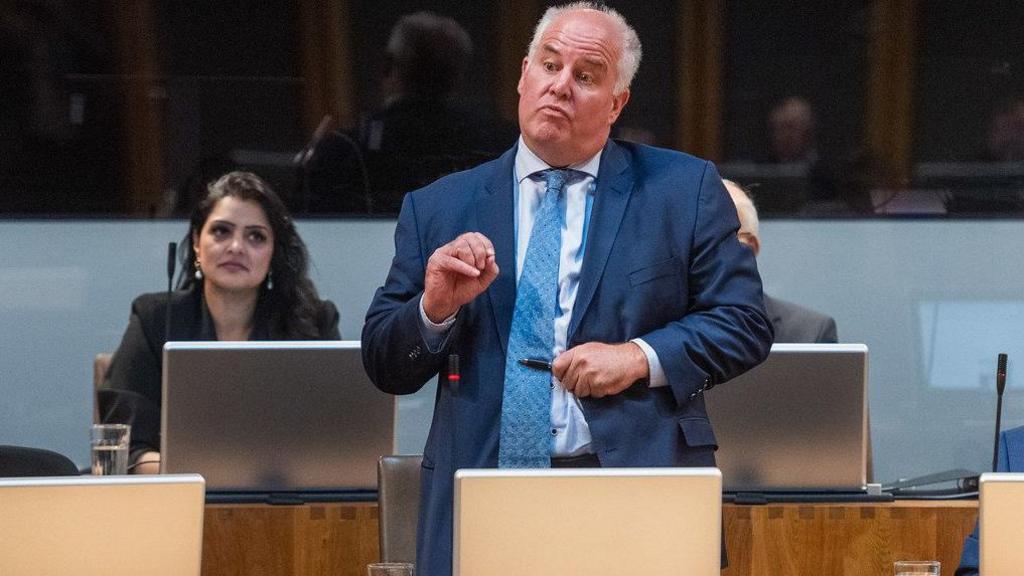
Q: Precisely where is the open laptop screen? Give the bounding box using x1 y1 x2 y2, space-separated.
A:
980 472 1024 576
454 467 722 576
0 474 205 576
705 343 869 492
162 340 395 492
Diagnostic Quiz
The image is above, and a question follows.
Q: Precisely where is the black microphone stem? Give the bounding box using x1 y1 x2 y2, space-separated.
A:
165 242 177 343
448 353 460 473
993 353 1008 472
296 115 333 214
993 394 1004 472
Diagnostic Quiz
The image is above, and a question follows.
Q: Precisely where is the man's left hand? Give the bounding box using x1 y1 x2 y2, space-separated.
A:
552 342 649 398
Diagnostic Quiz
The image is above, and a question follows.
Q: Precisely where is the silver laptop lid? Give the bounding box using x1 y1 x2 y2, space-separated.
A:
0 474 205 576
980 472 1024 576
454 467 722 576
161 340 395 492
705 343 869 492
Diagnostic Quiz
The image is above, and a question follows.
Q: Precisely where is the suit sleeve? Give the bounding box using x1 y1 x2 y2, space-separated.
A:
955 430 1012 576
639 162 774 405
97 296 163 462
362 193 453 394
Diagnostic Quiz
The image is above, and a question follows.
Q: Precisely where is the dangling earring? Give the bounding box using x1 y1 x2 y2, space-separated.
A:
194 259 203 280
266 271 274 290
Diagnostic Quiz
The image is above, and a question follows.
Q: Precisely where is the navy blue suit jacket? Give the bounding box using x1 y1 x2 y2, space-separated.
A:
362 139 773 576
957 426 1024 575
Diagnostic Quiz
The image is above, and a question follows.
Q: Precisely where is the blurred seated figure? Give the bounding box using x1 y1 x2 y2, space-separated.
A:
749 96 876 215
768 96 818 165
725 179 838 343
98 172 340 474
984 97 1024 162
956 425 1024 576
307 12 515 214
913 98 1024 215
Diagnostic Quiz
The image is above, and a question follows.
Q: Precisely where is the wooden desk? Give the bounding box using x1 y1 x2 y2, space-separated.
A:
203 502 379 576
202 500 978 576
722 500 977 576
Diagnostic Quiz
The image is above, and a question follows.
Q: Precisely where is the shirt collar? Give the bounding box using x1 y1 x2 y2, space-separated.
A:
515 136 603 184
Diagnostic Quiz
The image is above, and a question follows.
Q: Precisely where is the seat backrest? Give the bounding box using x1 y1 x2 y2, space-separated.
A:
93 353 112 424
377 455 422 563
0 445 80 477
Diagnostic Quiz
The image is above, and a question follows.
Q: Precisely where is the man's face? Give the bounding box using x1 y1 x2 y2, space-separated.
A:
768 100 814 163
517 10 630 167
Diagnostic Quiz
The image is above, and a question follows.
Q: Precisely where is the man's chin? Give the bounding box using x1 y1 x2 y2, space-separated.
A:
524 129 570 153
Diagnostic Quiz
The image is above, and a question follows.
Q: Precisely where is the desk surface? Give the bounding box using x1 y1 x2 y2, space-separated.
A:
201 500 978 576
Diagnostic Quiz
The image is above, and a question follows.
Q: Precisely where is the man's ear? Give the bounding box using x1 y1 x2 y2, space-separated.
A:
517 57 529 95
749 235 761 258
608 89 630 125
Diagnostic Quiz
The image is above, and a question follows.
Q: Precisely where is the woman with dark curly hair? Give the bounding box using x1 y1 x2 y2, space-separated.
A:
98 171 340 473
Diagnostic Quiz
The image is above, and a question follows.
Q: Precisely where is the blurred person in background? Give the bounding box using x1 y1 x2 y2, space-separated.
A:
725 178 837 343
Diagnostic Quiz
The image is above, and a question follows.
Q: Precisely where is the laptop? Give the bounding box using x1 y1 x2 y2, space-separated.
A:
980 472 1024 576
161 340 395 494
0 474 205 576
705 343 869 493
454 468 722 576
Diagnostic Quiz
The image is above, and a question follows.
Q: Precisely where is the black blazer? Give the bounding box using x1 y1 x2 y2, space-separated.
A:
764 294 838 343
98 289 340 461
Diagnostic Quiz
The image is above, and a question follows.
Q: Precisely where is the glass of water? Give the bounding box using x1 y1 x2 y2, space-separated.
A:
367 562 414 576
91 424 130 475
894 560 940 575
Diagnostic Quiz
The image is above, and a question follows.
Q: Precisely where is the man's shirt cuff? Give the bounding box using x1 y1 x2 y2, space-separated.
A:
418 297 457 352
631 338 668 388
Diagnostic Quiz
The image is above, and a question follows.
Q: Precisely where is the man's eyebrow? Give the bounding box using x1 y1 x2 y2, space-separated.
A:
540 42 561 56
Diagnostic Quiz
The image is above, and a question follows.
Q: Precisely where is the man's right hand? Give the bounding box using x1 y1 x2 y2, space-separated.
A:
422 232 500 323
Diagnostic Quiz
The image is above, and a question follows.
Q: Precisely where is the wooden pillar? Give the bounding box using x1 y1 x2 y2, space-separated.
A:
495 1 541 124
676 0 724 160
113 0 163 216
866 0 917 187
298 0 355 133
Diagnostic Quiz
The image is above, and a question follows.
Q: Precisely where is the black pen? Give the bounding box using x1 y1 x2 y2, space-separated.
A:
518 358 553 371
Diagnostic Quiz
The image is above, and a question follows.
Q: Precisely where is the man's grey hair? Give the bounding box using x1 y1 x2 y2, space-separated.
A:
526 2 642 95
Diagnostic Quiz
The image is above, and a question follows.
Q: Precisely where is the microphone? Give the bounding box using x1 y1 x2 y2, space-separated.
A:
293 115 334 169
448 353 461 470
294 115 334 213
447 354 460 396
165 242 177 343
993 353 1008 472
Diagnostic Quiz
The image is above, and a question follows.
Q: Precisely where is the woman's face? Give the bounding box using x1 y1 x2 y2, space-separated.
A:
193 196 275 295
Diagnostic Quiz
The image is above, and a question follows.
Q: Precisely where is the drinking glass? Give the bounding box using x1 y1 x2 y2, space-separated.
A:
894 560 940 575
367 562 414 576
91 423 130 475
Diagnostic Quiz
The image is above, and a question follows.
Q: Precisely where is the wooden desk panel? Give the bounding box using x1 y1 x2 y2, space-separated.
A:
201 500 977 576
722 501 978 576
203 503 379 576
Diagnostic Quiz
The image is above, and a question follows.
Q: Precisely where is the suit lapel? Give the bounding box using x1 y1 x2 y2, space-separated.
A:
476 146 518 353
568 140 635 342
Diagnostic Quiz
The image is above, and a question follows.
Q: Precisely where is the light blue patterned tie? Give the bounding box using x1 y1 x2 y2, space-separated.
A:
498 169 570 468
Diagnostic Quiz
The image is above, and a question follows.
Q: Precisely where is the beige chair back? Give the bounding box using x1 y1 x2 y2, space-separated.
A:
377 455 422 563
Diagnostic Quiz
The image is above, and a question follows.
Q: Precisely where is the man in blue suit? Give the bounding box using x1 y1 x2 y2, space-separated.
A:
957 426 1024 575
362 4 773 574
